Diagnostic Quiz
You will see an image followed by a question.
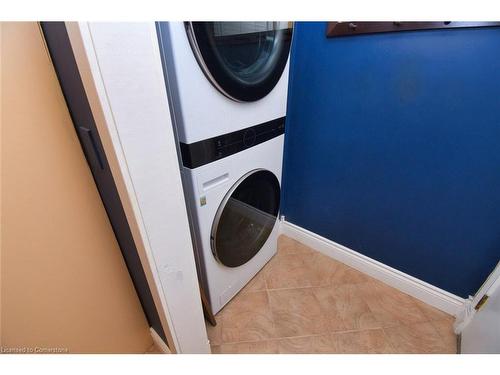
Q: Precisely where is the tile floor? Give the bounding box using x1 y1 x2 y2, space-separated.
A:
206 235 457 354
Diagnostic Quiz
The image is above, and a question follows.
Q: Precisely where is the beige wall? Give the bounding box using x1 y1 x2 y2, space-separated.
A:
0 22 153 353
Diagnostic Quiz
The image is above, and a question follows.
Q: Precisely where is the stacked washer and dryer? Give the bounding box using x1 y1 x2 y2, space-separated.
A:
157 22 293 314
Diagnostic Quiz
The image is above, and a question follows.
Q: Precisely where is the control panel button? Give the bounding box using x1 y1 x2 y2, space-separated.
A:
243 128 257 147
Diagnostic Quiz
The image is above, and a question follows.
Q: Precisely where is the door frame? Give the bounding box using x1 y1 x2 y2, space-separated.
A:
65 21 210 354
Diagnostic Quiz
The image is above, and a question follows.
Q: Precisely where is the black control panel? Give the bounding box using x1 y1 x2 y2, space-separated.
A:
180 117 285 169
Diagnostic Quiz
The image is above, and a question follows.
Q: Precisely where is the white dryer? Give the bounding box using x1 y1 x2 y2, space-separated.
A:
156 22 293 145
181 134 284 314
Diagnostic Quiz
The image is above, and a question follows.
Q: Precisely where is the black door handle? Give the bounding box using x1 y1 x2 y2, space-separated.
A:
77 126 105 170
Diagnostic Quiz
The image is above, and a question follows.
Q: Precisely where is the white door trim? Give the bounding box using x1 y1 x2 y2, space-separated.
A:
280 219 465 317
150 328 172 354
454 261 500 335
66 22 210 353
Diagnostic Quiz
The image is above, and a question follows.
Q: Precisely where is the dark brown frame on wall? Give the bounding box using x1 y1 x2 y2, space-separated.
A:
326 22 500 38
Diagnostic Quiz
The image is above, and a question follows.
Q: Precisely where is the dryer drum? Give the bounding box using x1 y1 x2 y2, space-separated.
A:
211 169 280 267
186 21 293 102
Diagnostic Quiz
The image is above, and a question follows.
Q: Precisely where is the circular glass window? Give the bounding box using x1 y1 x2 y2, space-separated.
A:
211 169 280 267
186 22 293 102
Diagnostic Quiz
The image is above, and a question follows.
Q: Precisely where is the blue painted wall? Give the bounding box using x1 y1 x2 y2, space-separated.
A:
282 22 500 298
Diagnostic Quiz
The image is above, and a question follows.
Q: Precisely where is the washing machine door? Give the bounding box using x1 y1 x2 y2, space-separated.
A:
211 169 280 268
186 22 293 102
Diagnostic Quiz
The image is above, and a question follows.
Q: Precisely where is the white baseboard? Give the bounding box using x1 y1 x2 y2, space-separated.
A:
150 328 171 354
280 220 465 317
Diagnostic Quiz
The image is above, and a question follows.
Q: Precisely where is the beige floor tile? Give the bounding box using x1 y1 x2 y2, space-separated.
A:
264 253 318 289
303 252 345 287
240 270 267 294
205 321 222 346
357 281 428 327
277 235 314 256
268 288 330 338
330 329 394 354
209 236 456 355
413 299 455 322
384 322 452 354
214 340 280 354
330 263 374 285
430 319 457 354
313 284 382 332
310 287 349 332
294 241 316 255
219 291 275 343
277 335 335 354
265 250 343 290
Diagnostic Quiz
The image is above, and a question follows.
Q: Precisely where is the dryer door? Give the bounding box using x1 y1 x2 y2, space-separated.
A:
211 169 280 268
186 22 293 102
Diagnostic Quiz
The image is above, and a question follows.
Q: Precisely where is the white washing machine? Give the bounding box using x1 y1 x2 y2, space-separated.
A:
156 22 292 314
182 135 284 314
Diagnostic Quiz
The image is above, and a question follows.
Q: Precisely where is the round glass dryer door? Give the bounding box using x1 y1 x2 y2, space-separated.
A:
186 22 293 102
211 169 280 268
